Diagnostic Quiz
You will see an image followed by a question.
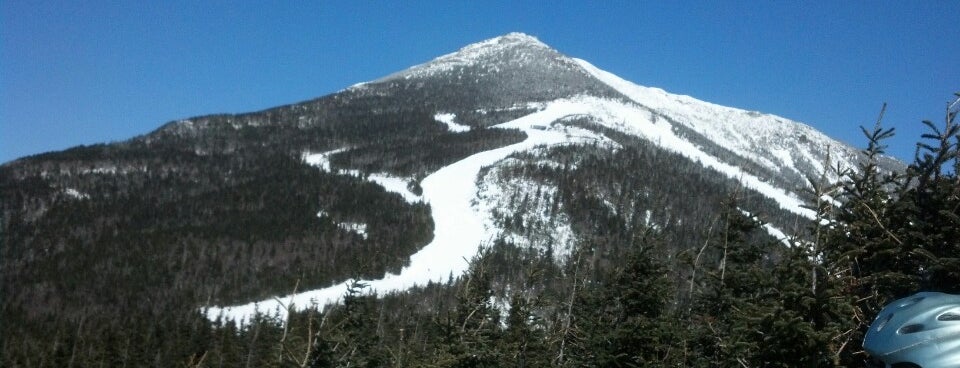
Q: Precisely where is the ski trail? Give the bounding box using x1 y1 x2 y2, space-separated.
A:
204 103 603 324
205 96 814 324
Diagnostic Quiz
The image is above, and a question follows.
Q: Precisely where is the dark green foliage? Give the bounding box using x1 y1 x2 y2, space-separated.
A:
500 293 549 368
565 234 675 367
901 96 960 293
681 198 772 366
318 280 389 367
818 96 960 364
2 150 434 322
434 250 504 368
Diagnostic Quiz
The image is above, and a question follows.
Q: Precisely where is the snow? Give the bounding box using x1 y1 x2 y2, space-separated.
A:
64 188 89 199
206 94 824 324
302 148 349 172
206 94 823 324
434 113 471 132
347 81 369 90
317 211 369 240
476 160 577 260
91 167 118 174
339 222 368 239
762 223 792 247
303 149 421 204
375 33 552 81
770 148 793 168
520 96 817 219
366 174 421 203
204 54 863 324
490 294 511 327
572 57 861 189
43 165 151 178
208 94 823 324
740 209 793 247
799 148 828 180
205 99 616 324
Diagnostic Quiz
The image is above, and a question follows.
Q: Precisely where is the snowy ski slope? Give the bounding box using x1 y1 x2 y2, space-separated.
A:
203 35 861 324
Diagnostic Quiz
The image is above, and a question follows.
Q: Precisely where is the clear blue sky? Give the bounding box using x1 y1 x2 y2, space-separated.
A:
2 1 958 164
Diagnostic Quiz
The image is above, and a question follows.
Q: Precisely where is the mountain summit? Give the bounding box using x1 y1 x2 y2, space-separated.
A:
376 32 554 81
350 33 622 113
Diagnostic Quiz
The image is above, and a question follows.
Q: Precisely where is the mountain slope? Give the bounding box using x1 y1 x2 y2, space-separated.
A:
2 33 903 335
201 34 902 322
575 58 861 184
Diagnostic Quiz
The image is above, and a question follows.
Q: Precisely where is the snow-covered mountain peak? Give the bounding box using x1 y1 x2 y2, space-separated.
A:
466 32 549 50
373 32 574 83
347 33 624 113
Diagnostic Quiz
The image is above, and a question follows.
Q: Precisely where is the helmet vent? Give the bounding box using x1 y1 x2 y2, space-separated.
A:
898 296 925 308
876 313 893 331
898 324 924 334
938 312 960 321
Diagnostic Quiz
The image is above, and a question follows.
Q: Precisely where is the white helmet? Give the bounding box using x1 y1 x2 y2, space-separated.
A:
863 292 960 367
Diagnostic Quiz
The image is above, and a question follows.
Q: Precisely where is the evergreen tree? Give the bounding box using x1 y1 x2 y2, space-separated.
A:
307 332 336 368
562 230 675 367
899 93 960 293
499 293 548 368
433 249 502 368
684 196 777 367
331 280 388 368
818 95 960 363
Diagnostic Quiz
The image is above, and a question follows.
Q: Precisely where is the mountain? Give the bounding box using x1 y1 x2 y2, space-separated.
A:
1 33 907 365
191 33 900 321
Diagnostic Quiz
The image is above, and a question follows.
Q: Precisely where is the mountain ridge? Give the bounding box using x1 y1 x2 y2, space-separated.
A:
2 30 904 339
